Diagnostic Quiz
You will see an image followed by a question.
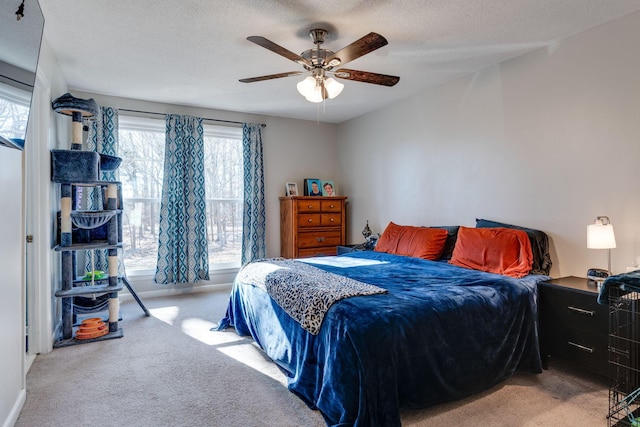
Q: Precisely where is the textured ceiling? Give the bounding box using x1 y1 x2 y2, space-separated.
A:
36 0 640 123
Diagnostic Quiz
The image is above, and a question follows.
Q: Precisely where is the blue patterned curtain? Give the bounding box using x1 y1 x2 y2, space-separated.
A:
84 107 119 273
154 114 209 284
241 123 266 264
87 106 119 181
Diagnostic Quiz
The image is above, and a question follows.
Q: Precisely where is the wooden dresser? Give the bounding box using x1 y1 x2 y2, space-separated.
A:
279 196 347 258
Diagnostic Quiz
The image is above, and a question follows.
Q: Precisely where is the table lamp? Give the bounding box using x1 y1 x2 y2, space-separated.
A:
587 215 616 276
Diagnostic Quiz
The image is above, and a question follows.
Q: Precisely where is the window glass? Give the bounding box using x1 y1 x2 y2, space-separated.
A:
0 84 30 141
118 116 243 275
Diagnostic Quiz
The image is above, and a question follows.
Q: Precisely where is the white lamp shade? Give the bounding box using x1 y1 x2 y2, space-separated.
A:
587 223 616 249
297 76 325 103
296 76 316 97
324 77 344 99
305 87 325 103
297 76 343 103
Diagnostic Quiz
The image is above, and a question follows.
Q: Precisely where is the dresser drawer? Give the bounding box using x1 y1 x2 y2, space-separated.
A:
321 213 342 226
298 214 321 227
298 231 343 248
297 200 321 213
321 200 342 212
298 246 338 258
299 213 342 227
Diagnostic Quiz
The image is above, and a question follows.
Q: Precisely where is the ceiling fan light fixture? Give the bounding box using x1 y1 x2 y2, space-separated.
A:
296 76 316 98
297 76 343 103
241 29 399 104
297 76 325 103
324 77 344 99
304 85 326 103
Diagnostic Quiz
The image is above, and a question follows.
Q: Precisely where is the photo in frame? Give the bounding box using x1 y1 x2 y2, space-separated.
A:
321 180 336 196
285 182 298 196
304 178 322 196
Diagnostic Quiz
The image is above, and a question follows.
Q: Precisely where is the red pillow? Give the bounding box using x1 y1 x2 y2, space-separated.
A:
375 222 449 260
449 226 533 278
374 222 404 254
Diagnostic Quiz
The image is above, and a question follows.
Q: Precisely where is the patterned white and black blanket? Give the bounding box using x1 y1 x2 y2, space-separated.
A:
236 258 387 335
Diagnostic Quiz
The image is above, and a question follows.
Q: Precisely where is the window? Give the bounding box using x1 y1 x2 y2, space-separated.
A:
0 83 30 142
118 115 243 275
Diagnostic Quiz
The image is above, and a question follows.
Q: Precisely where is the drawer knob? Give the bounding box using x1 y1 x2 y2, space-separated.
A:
568 341 594 353
330 204 334 208
567 306 594 316
316 237 325 242
308 219 313 223
330 218 334 222
308 205 313 209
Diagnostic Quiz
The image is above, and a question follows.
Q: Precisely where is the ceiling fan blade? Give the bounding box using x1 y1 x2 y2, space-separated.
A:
333 69 400 86
246 36 311 66
325 33 388 67
239 71 306 83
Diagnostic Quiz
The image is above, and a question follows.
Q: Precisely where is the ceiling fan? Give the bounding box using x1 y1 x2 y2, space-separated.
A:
239 29 400 103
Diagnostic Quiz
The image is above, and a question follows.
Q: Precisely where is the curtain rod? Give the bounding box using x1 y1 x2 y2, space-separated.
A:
117 108 266 127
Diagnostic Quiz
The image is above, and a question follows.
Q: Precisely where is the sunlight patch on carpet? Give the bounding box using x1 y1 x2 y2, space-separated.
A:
182 317 245 345
149 306 180 325
217 343 288 387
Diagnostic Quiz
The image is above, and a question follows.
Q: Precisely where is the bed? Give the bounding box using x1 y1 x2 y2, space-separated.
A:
215 219 552 426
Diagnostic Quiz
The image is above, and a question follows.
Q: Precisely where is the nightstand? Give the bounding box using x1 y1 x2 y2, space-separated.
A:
538 276 609 378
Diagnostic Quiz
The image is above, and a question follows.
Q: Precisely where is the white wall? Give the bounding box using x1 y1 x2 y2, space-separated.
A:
0 147 25 427
337 11 640 279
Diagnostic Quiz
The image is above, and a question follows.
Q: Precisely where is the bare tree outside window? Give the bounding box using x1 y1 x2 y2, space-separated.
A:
119 117 242 274
0 96 29 140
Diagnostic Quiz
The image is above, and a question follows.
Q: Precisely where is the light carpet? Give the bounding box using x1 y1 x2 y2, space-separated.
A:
16 289 610 426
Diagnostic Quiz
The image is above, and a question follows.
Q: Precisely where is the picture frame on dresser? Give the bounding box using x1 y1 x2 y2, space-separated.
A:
321 180 335 196
285 182 298 196
304 178 322 196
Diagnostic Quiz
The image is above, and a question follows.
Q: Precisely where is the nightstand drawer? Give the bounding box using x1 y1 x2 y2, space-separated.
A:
553 329 609 375
547 288 607 335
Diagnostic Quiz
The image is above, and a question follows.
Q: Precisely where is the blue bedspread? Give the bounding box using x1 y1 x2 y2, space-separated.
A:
216 251 548 426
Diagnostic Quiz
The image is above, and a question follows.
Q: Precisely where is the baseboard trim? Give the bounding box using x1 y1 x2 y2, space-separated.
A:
118 282 233 302
25 353 36 373
2 388 26 427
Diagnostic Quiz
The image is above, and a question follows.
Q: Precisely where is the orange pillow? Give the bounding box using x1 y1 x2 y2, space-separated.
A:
375 222 449 260
374 222 404 254
449 226 533 278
